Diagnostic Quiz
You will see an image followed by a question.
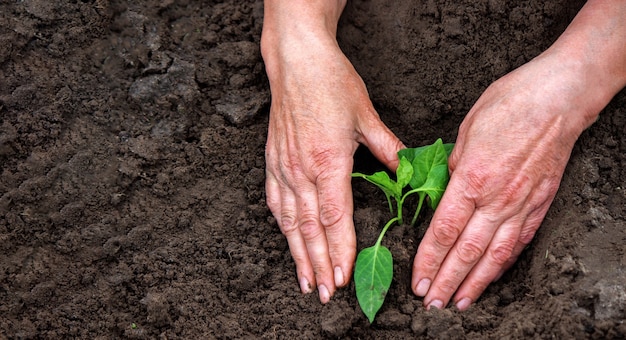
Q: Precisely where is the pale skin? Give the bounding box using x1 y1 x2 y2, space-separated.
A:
261 0 626 309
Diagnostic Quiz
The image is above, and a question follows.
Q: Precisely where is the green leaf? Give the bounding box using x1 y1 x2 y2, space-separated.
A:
395 156 413 191
352 140 455 322
398 140 454 177
354 245 393 323
352 170 402 214
418 163 449 209
397 139 452 209
409 139 447 190
351 171 398 198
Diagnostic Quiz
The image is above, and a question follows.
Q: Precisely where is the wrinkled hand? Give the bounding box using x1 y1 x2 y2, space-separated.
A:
263 33 404 303
411 50 605 310
410 0 626 312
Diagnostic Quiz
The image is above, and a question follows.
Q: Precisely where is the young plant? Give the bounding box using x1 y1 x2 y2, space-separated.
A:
351 138 454 323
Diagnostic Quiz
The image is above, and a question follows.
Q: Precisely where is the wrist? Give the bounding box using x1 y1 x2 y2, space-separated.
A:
260 1 346 70
537 50 608 131
544 0 626 128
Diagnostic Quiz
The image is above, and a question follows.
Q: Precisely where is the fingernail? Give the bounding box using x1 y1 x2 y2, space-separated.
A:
415 278 431 296
299 277 313 294
334 266 345 287
455 297 472 311
427 299 444 310
318 284 331 304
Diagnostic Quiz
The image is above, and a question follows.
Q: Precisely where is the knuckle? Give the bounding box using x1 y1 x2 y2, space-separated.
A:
447 147 460 172
319 202 344 229
394 138 406 153
455 239 485 265
298 214 323 240
265 193 280 214
329 246 355 267
464 278 490 298
431 219 463 248
290 250 311 268
311 261 331 280
279 213 298 236
518 227 538 246
489 239 516 265
383 139 406 165
414 251 441 274
279 157 304 181
437 277 459 297
463 170 489 195
497 177 529 208
309 148 340 175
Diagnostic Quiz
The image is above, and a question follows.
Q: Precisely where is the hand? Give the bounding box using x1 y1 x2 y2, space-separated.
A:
411 50 616 311
262 20 404 303
411 0 626 311
411 56 581 311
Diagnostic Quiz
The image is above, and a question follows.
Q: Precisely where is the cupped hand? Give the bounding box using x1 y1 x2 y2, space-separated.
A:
262 33 404 303
411 51 603 311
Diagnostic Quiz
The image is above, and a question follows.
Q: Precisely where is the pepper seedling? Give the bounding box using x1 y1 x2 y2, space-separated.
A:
351 138 454 323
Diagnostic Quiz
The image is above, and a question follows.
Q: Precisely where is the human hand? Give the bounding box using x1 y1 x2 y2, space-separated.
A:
411 0 626 311
262 8 404 303
411 51 604 311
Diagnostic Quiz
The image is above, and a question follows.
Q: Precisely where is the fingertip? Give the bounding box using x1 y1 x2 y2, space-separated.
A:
299 276 313 294
327 235 356 288
334 266 345 287
359 118 405 171
426 299 444 310
316 172 356 290
455 297 472 311
414 278 431 297
294 262 316 295
318 284 331 304
412 245 444 294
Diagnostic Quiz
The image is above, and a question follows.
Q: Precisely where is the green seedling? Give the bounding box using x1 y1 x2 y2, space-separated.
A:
351 138 453 323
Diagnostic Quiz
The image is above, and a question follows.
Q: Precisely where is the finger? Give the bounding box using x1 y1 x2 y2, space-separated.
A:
358 110 406 170
295 181 336 303
494 240 525 283
452 216 523 311
265 170 282 219
412 174 475 301
316 163 356 288
266 172 316 294
457 191 554 308
422 208 504 309
495 197 552 279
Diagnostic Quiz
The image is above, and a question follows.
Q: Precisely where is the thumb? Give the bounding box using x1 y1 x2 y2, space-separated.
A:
359 112 406 171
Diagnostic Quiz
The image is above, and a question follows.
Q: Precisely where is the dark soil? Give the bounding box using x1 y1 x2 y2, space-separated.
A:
1 0 625 338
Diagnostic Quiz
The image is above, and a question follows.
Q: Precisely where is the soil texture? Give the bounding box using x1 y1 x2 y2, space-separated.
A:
1 0 625 338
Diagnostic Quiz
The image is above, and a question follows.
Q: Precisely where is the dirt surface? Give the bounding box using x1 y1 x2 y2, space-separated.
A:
1 0 625 338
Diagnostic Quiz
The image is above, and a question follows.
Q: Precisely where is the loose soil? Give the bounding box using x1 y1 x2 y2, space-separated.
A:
1 0 625 339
